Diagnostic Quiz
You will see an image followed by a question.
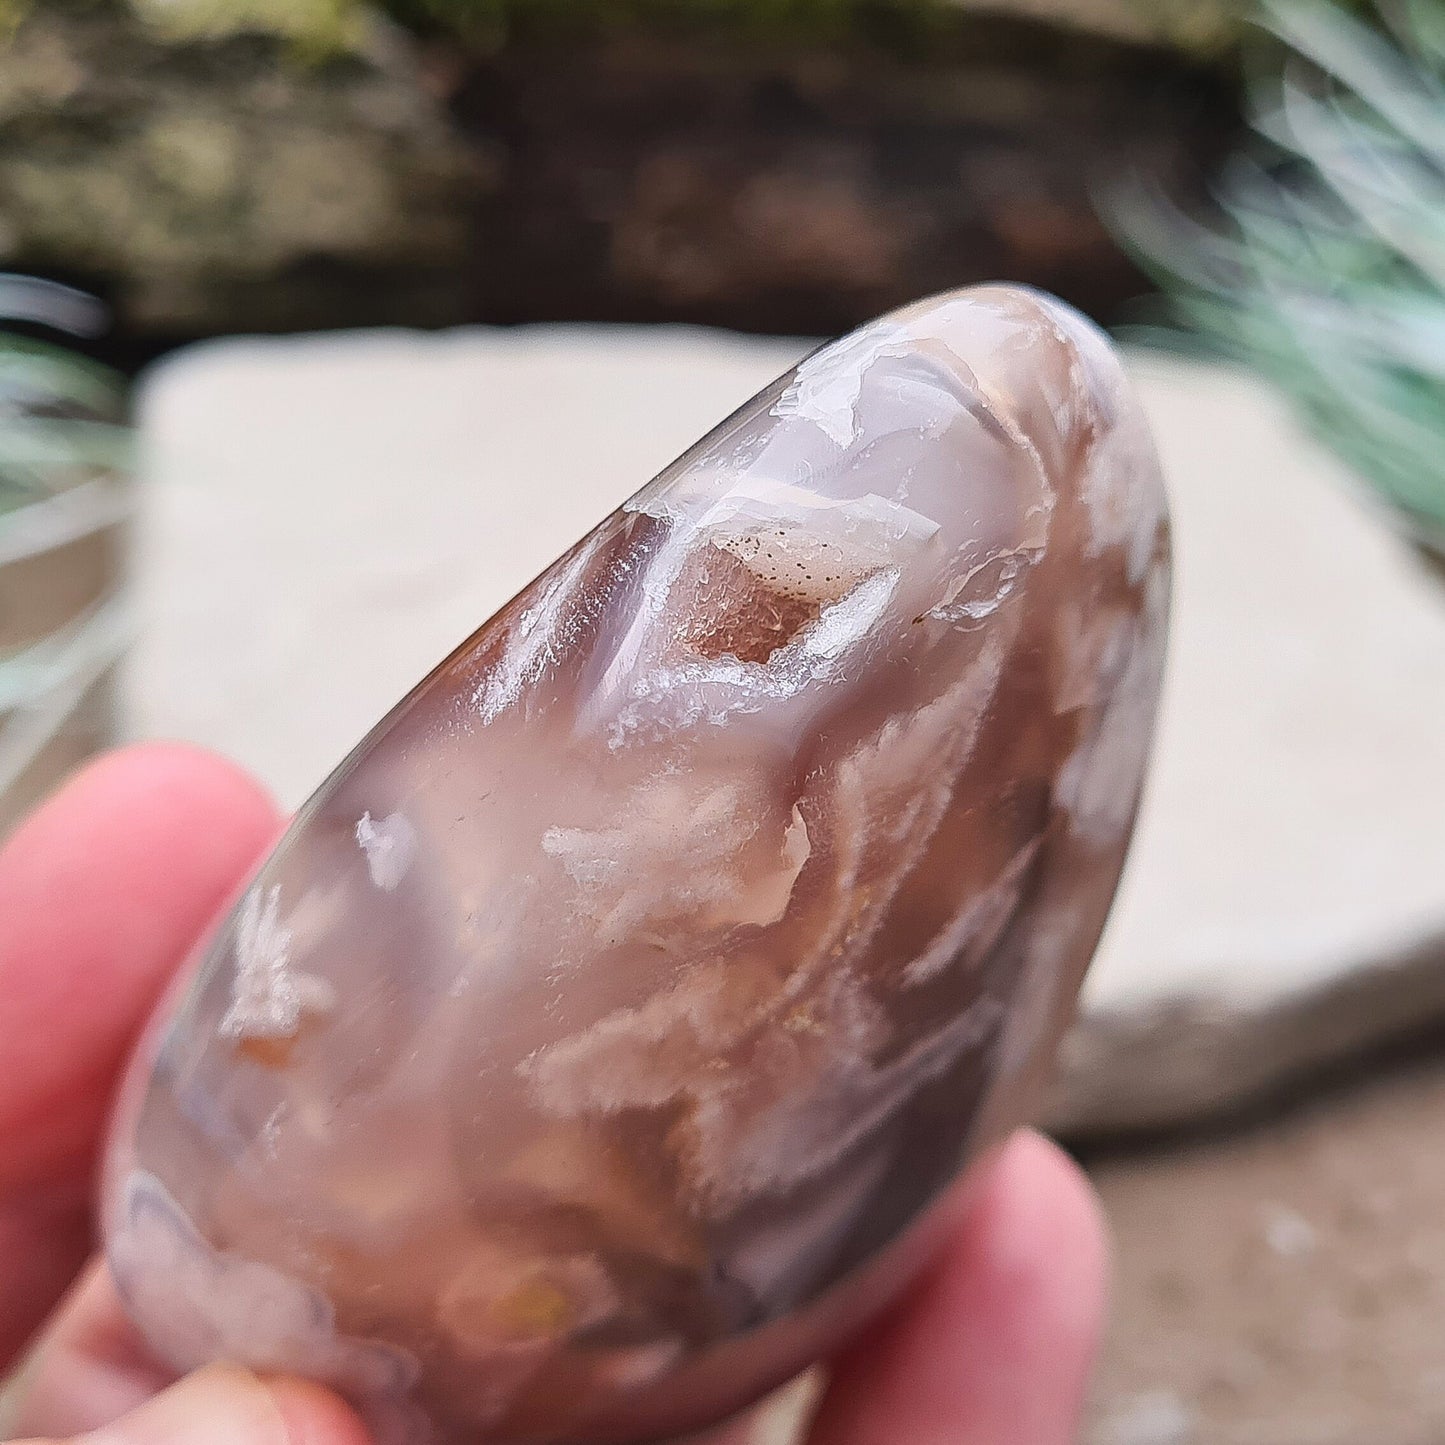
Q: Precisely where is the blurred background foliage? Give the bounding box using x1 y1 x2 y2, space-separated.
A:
1124 0 1445 552
0 274 129 833
0 0 1435 544
0 0 1240 348
0 276 127 521
34 0 1328 55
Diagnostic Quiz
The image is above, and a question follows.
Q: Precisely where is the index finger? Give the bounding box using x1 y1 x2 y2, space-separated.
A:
0 744 278 1366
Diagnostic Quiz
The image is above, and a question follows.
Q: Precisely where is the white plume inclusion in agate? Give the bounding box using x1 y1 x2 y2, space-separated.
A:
103 285 1170 1444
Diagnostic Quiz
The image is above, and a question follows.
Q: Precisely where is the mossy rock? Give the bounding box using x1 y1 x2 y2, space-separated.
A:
0 0 1238 345
0 1 486 340
123 0 1266 55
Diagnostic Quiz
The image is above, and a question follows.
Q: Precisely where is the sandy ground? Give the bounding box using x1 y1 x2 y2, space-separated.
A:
1086 1045 1445 1445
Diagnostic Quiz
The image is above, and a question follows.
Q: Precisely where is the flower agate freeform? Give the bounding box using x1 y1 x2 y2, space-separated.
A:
103 286 1169 1445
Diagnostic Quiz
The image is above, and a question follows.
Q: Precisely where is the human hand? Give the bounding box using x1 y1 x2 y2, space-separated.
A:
0 745 1108 1445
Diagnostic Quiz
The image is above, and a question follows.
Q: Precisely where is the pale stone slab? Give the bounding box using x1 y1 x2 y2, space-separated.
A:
1051 358 1445 1135
126 327 808 808
126 330 1445 1134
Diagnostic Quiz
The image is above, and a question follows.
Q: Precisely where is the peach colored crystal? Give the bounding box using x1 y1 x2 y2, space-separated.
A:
104 286 1169 1445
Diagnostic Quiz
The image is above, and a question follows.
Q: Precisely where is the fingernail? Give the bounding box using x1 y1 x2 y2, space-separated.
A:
81 1365 290 1445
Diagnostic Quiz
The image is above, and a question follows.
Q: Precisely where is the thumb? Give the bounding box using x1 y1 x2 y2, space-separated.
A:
14 1365 373 1445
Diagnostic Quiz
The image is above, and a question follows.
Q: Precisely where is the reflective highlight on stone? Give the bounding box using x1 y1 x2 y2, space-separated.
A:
103 286 1169 1444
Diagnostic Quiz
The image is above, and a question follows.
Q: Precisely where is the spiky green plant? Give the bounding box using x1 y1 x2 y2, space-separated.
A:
0 277 130 807
1121 0 1445 551
0 279 130 826
0 276 130 523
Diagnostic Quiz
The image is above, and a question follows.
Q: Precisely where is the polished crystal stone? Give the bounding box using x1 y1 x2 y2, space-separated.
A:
103 286 1169 1445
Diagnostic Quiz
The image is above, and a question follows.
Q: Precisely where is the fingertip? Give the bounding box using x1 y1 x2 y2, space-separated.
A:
809 1129 1109 1445
967 1127 1111 1339
7 741 278 861
0 743 280 950
0 743 281 1269
264 1376 376 1445
16 1366 375 1445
